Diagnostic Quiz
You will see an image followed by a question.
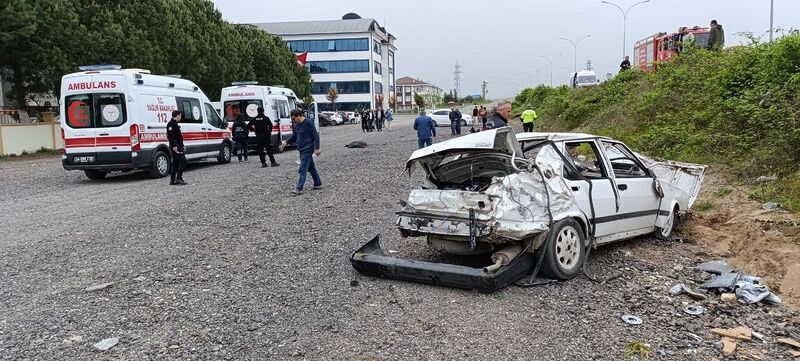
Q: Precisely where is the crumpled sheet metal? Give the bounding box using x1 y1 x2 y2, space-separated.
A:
696 260 735 275
637 153 706 208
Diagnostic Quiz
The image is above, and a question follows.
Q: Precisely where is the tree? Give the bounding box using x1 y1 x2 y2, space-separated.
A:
303 94 314 105
326 87 339 110
375 93 384 108
443 90 457 104
414 92 425 109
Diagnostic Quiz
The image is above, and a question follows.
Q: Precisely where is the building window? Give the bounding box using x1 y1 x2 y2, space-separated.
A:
306 60 370 73
388 68 393 75
374 61 382 75
287 38 369 53
373 40 382 55
311 81 371 94
374 82 383 95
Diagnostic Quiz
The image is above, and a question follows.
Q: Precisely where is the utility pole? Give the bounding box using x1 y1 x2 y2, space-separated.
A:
453 59 462 100
769 0 774 42
585 59 593 70
601 0 651 59
480 81 487 100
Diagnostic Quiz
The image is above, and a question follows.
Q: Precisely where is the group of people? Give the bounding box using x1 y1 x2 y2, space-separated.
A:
359 108 393 132
166 107 322 195
413 101 518 149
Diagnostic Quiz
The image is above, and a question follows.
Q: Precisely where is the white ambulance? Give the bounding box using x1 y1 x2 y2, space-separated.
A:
219 82 318 151
60 65 233 180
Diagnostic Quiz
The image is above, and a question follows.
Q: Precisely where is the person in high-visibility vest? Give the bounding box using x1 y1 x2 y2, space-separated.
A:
521 107 538 132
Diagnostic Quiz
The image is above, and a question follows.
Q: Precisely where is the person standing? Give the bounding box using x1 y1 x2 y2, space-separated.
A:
472 106 479 121
376 108 385 131
707 20 725 50
231 114 249 162
166 110 187 185
413 110 437 148
479 106 488 129
521 107 538 132
449 107 462 135
282 109 321 195
484 101 511 130
248 106 279 168
361 108 368 132
386 108 394 130
620 56 631 71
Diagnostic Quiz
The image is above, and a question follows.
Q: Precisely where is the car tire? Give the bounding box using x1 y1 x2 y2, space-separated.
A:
217 142 232 164
654 206 678 240
147 150 170 178
84 170 107 180
540 218 586 280
461 120 467 126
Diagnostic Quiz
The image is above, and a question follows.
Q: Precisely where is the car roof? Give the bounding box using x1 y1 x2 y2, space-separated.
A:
515 132 612 142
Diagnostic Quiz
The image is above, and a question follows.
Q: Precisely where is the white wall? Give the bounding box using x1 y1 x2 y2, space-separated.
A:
0 123 61 155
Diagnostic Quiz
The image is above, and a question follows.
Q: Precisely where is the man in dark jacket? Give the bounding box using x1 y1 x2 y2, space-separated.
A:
248 107 279 168
283 108 321 195
231 114 249 162
413 110 437 148
166 110 187 185
449 107 463 135
484 101 511 130
376 108 385 131
620 56 631 71
707 20 725 50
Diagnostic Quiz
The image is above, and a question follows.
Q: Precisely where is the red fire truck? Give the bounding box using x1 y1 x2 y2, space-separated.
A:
633 26 710 71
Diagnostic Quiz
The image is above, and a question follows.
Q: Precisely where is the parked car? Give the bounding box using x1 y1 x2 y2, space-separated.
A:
427 108 473 127
318 113 334 127
321 111 344 125
340 111 356 124
351 128 706 291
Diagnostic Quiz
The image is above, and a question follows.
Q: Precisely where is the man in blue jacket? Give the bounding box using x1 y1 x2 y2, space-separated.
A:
283 108 322 195
413 110 437 148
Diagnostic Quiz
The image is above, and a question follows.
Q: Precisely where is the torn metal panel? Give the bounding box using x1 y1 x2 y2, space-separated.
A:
637 154 706 208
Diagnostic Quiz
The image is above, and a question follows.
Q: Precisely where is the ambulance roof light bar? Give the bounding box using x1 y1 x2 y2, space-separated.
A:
79 64 122 71
231 81 258 86
163 74 183 79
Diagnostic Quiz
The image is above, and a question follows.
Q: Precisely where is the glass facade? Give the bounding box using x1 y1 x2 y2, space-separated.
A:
318 102 370 112
311 81 371 94
307 60 370 73
287 38 369 53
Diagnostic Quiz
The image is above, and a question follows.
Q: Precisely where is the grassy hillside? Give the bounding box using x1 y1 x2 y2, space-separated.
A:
514 33 800 209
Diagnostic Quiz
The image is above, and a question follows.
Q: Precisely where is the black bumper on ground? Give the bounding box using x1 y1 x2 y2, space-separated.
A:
350 236 536 293
62 151 152 171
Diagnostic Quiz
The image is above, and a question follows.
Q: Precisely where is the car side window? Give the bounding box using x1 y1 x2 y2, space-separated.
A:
562 141 606 180
434 110 447 116
601 141 649 178
204 103 225 129
176 97 203 124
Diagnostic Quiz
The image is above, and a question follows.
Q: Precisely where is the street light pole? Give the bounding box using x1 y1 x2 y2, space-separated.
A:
769 0 774 42
559 35 591 74
601 0 651 59
538 54 562 87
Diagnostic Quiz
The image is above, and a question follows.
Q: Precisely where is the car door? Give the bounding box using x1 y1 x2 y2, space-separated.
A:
175 96 206 158
558 140 618 239
204 102 229 148
599 140 662 233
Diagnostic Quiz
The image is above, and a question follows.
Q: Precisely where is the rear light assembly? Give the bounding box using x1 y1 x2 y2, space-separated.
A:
130 124 140 151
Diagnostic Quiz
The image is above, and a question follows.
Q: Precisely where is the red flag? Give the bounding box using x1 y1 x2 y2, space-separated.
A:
296 52 308 66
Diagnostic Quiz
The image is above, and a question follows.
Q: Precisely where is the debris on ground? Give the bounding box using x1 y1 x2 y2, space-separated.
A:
778 337 800 349
720 293 737 303
683 304 704 315
621 315 642 325
84 282 114 292
695 260 734 275
669 283 708 300
722 337 738 355
624 341 651 360
736 281 782 305
761 202 780 210
711 326 752 341
344 141 368 148
93 337 120 351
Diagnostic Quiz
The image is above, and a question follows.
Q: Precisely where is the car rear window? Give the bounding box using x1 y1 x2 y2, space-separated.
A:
65 93 126 129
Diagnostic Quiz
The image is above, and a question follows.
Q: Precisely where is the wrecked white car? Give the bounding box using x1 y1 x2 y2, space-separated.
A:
351 128 706 291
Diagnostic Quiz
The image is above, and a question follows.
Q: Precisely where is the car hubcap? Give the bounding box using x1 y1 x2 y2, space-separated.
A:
157 156 169 174
556 226 581 270
661 214 674 237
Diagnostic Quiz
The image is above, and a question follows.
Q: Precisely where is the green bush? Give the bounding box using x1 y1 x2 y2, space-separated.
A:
514 33 800 210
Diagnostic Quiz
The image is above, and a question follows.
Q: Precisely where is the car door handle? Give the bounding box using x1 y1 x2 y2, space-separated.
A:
98 133 109 136
617 184 628 191
571 186 580 191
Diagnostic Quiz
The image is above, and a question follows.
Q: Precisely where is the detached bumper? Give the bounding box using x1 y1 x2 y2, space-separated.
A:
350 235 535 292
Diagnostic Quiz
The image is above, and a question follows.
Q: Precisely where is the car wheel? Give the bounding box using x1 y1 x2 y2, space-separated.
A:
84 170 107 180
655 206 678 240
217 142 232 164
461 120 467 126
147 150 170 178
540 218 586 280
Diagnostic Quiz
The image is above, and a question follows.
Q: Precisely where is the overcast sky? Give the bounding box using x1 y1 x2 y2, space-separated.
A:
211 0 799 98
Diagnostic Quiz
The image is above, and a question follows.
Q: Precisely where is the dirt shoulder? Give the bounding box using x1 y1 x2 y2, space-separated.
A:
680 169 800 307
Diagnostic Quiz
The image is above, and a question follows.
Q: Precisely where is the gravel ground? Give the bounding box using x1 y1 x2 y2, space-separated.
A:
1 116 798 360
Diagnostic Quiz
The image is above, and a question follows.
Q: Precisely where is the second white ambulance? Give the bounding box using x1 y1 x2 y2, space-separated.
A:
61 65 233 180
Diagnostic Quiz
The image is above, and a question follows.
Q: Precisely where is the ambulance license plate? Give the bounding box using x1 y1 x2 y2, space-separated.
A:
73 156 95 163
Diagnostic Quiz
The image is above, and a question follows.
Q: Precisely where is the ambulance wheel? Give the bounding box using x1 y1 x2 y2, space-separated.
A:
148 150 170 178
84 170 107 180
217 143 232 164
540 218 586 280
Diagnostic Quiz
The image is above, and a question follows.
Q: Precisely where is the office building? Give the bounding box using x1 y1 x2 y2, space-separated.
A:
395 76 443 111
253 14 397 111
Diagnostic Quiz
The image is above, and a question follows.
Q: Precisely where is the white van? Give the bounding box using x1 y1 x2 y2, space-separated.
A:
220 82 318 151
60 65 232 180
569 70 601 88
